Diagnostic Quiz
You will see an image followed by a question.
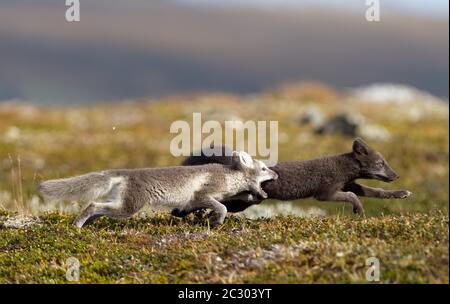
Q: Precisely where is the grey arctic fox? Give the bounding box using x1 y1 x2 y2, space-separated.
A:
39 151 278 228
179 138 412 215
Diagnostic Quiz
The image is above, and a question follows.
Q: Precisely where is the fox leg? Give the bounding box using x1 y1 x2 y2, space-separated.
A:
74 201 101 228
315 191 365 215
172 198 227 227
171 191 261 217
225 191 262 203
190 198 228 228
222 192 263 213
74 200 133 228
74 201 102 228
83 214 102 225
73 180 137 228
343 183 412 199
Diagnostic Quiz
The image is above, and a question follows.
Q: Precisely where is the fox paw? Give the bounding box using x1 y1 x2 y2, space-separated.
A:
352 205 365 215
243 193 257 202
208 213 224 228
394 190 412 199
209 218 223 229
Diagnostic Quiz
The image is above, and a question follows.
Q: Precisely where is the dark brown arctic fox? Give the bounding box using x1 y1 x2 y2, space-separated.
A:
178 138 412 215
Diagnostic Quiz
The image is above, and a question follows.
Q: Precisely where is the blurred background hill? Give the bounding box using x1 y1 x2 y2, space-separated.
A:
0 0 448 104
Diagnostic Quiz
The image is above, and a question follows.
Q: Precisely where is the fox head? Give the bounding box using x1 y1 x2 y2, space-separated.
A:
352 138 399 182
231 151 278 183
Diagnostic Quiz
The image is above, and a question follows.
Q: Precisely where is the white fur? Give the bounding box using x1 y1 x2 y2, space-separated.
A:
238 151 254 168
105 177 126 203
153 173 211 208
256 160 275 183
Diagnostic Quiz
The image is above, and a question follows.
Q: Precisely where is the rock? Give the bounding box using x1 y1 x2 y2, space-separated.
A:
351 83 446 104
315 113 359 137
299 106 325 127
3 126 21 142
2 215 41 229
359 124 391 141
243 202 327 219
315 113 391 141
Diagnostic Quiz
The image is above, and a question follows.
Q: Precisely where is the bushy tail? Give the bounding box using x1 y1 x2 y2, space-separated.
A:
38 172 113 202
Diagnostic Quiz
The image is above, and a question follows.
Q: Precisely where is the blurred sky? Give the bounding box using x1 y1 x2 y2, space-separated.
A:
177 0 449 17
0 0 448 103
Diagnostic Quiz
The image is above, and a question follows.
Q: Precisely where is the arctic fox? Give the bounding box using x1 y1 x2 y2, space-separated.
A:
39 151 278 228
180 138 412 215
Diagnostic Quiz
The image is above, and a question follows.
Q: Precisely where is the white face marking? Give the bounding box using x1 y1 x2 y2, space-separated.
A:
256 160 276 183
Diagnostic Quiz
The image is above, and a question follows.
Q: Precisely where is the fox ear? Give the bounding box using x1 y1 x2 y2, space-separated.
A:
352 138 370 155
232 151 254 169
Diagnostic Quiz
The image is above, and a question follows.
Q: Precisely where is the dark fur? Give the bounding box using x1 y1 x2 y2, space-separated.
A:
179 139 412 214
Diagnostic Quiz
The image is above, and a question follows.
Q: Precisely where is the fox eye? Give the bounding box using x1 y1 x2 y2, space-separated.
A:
262 167 267 171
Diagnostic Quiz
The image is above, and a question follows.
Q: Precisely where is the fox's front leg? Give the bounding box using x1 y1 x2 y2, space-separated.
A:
343 183 412 199
197 197 227 228
171 191 261 217
224 191 263 203
223 191 263 213
173 198 227 228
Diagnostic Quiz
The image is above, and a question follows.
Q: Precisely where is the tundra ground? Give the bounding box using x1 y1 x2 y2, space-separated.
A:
0 210 448 283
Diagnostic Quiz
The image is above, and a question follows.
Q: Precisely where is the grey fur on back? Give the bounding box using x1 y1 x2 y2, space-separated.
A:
105 164 250 206
39 164 247 204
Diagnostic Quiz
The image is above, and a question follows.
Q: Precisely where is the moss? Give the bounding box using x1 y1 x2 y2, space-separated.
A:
0 211 447 283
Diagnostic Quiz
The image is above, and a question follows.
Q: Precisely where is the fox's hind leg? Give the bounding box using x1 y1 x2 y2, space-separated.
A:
74 201 102 228
73 179 140 228
315 190 365 215
74 200 130 228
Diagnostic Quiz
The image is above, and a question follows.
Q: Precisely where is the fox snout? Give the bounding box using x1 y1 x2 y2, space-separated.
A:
271 170 279 180
265 167 278 180
376 168 399 183
383 164 400 182
386 172 399 182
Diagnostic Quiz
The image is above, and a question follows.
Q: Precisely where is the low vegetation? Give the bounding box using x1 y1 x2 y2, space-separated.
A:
0 82 448 283
0 210 447 283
